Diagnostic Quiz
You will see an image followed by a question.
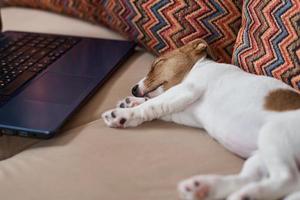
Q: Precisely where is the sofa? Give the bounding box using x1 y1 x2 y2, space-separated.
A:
0 7 243 200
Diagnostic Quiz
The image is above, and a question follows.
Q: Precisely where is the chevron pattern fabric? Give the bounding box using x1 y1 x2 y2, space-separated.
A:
1 0 110 25
3 0 242 63
232 0 300 90
97 0 242 63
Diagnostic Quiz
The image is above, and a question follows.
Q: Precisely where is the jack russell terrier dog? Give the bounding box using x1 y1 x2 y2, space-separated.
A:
102 39 300 200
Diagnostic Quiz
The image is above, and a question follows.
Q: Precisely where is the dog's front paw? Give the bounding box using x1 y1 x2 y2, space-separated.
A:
102 108 142 128
117 96 149 108
178 177 210 200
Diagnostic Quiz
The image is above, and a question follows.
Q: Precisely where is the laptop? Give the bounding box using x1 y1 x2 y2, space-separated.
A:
0 10 136 138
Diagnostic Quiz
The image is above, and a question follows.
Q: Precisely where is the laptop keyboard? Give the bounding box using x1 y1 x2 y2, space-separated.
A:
0 33 80 97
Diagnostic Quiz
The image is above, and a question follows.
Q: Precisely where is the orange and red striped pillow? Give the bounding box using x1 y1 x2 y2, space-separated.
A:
232 0 300 90
3 0 242 63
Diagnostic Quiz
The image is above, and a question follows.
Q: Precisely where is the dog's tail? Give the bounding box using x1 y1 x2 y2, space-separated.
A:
256 112 300 198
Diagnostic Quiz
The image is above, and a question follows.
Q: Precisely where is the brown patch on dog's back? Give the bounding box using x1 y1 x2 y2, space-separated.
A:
264 89 300 111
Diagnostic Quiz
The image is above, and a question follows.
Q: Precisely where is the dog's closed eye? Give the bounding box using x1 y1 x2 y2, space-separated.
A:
152 58 166 68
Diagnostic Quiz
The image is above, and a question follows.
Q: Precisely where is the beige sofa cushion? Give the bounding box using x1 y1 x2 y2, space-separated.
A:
2 8 123 40
0 119 243 200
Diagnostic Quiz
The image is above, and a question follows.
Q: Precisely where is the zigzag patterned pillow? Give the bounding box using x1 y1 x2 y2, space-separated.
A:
1 0 109 25
2 0 242 63
232 0 300 90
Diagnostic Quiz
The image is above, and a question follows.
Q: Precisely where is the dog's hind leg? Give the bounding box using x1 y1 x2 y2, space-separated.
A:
228 122 300 200
102 81 205 128
178 154 267 200
284 190 300 200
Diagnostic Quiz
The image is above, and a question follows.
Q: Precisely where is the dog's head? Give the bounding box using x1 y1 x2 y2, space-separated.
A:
132 39 209 97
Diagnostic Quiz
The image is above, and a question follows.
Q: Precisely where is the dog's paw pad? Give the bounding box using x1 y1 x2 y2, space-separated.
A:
125 98 131 104
119 103 125 108
119 118 126 125
117 96 148 108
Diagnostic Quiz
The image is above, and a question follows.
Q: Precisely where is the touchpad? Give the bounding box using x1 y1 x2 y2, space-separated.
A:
20 72 95 105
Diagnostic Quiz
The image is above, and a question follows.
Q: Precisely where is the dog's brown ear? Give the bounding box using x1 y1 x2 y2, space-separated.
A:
195 43 207 52
192 39 217 60
193 39 208 53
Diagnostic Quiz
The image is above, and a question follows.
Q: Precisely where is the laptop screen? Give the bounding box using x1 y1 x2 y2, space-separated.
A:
0 9 2 32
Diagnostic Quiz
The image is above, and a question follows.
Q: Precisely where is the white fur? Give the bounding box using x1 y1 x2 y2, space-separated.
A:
102 58 300 200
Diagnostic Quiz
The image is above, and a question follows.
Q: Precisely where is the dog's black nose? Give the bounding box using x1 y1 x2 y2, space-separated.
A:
132 85 139 97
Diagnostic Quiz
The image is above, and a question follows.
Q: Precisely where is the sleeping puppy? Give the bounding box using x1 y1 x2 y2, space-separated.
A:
102 39 300 200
